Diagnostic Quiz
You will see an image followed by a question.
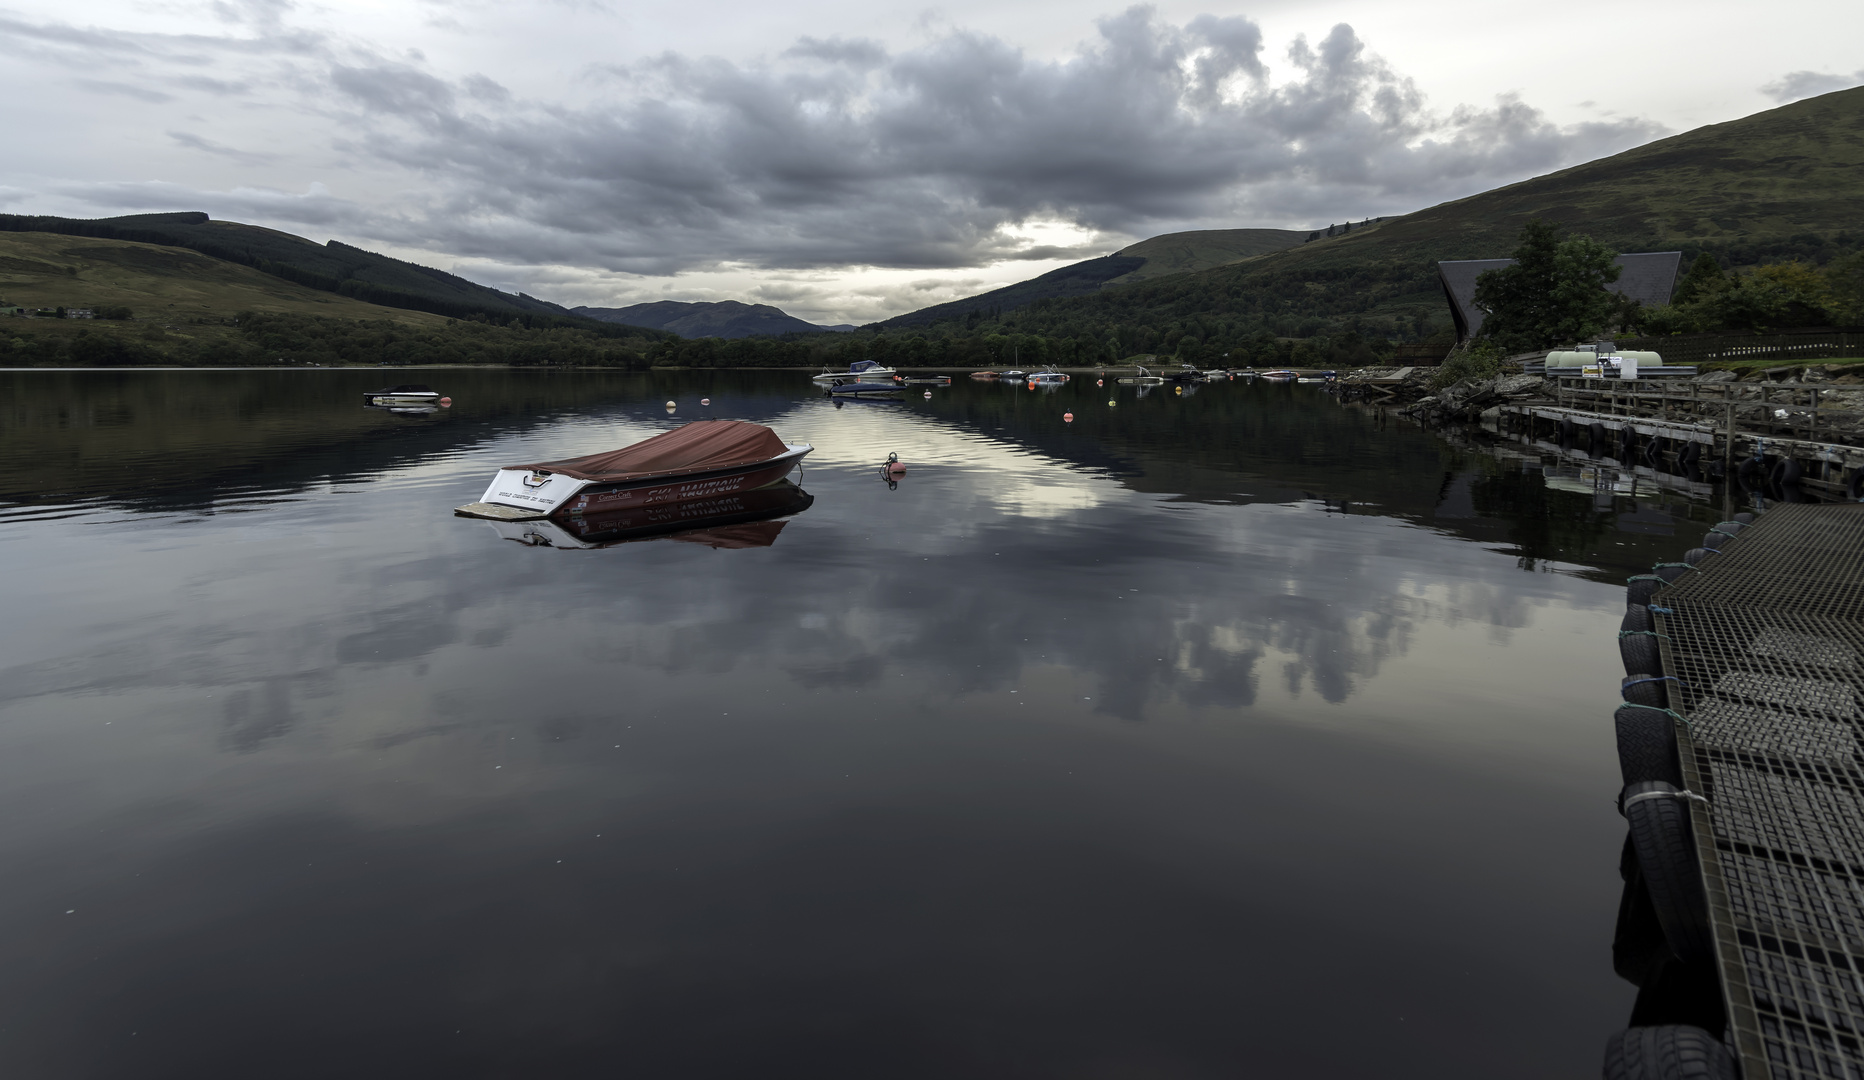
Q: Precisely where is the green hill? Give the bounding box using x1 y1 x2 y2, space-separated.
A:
1103 227 1316 285
0 211 578 324
0 230 663 368
889 86 1864 349
0 230 449 326
876 255 1146 329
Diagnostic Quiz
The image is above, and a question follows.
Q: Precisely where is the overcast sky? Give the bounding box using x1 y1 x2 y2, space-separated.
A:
3 0 1860 324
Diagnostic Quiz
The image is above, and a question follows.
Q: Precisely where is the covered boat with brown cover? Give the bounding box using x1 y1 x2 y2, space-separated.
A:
455 419 812 521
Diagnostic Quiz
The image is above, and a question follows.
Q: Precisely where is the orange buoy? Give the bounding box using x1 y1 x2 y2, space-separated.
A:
1063 412 1074 422
439 397 452 407
1095 379 1103 387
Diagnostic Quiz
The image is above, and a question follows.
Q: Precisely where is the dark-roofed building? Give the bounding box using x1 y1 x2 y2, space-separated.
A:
1438 252 1683 342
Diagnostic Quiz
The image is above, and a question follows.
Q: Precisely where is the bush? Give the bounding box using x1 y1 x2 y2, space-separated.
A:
1429 340 1504 390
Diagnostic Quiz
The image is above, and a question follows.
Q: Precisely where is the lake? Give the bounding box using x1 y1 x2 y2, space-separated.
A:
0 368 1720 1078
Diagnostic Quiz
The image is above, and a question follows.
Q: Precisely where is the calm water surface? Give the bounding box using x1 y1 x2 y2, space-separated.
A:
0 369 1725 1078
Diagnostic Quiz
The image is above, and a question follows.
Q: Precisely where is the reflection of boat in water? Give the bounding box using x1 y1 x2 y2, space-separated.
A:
1259 370 1298 381
900 375 952 385
825 382 905 398
365 404 441 417
489 480 814 550
1026 371 1070 384
455 420 812 522
1115 364 1164 386
969 371 1000 381
364 383 443 406
812 360 897 386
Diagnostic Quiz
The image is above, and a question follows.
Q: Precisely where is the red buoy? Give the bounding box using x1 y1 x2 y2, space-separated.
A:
884 452 906 476
439 397 452 407
1063 412 1074 422
701 397 711 406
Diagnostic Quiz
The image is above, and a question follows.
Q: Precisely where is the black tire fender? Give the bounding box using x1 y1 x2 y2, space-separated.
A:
1732 512 1755 524
1619 781 1713 964
1623 673 1669 709
1772 455 1801 487
1621 632 1662 677
1616 705 1683 787
1681 548 1713 567
1602 1025 1737 1080
1628 576 1663 607
1848 468 1864 502
1591 422 1610 450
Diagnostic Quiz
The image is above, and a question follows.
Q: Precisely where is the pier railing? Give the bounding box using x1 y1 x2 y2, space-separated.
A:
1618 330 1864 369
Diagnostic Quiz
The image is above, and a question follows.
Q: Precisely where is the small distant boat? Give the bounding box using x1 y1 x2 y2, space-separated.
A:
900 375 952 385
1026 371 1069 384
1259 370 1298 381
364 383 441 406
969 371 1000 381
455 419 811 522
1000 370 1026 379
812 360 898 386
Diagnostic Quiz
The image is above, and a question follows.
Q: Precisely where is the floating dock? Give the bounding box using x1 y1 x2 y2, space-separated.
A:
1616 503 1864 1078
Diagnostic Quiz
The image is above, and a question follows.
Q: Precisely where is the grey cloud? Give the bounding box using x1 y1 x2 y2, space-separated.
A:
784 36 888 68
169 130 279 164
55 179 372 229
316 7 1661 276
6 5 1665 286
76 78 176 103
1761 69 1864 103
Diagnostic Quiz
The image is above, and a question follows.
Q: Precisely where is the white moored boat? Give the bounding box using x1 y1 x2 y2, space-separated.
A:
363 383 442 406
812 360 897 385
455 420 812 522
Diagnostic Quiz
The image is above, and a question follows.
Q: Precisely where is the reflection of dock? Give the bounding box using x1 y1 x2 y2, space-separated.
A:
1498 378 1864 502
1609 503 1864 1076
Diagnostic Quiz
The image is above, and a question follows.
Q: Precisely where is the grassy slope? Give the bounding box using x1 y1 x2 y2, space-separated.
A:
1105 228 1313 285
0 212 573 322
1271 84 1864 279
931 87 1864 343
0 231 448 325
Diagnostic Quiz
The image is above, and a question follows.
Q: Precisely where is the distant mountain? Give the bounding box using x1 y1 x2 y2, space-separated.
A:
573 300 850 339
0 211 579 325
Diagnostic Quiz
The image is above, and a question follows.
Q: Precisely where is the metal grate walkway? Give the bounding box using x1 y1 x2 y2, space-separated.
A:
1656 503 1864 1078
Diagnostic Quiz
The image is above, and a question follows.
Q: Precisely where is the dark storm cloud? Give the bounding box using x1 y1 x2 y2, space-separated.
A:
311 8 1661 274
